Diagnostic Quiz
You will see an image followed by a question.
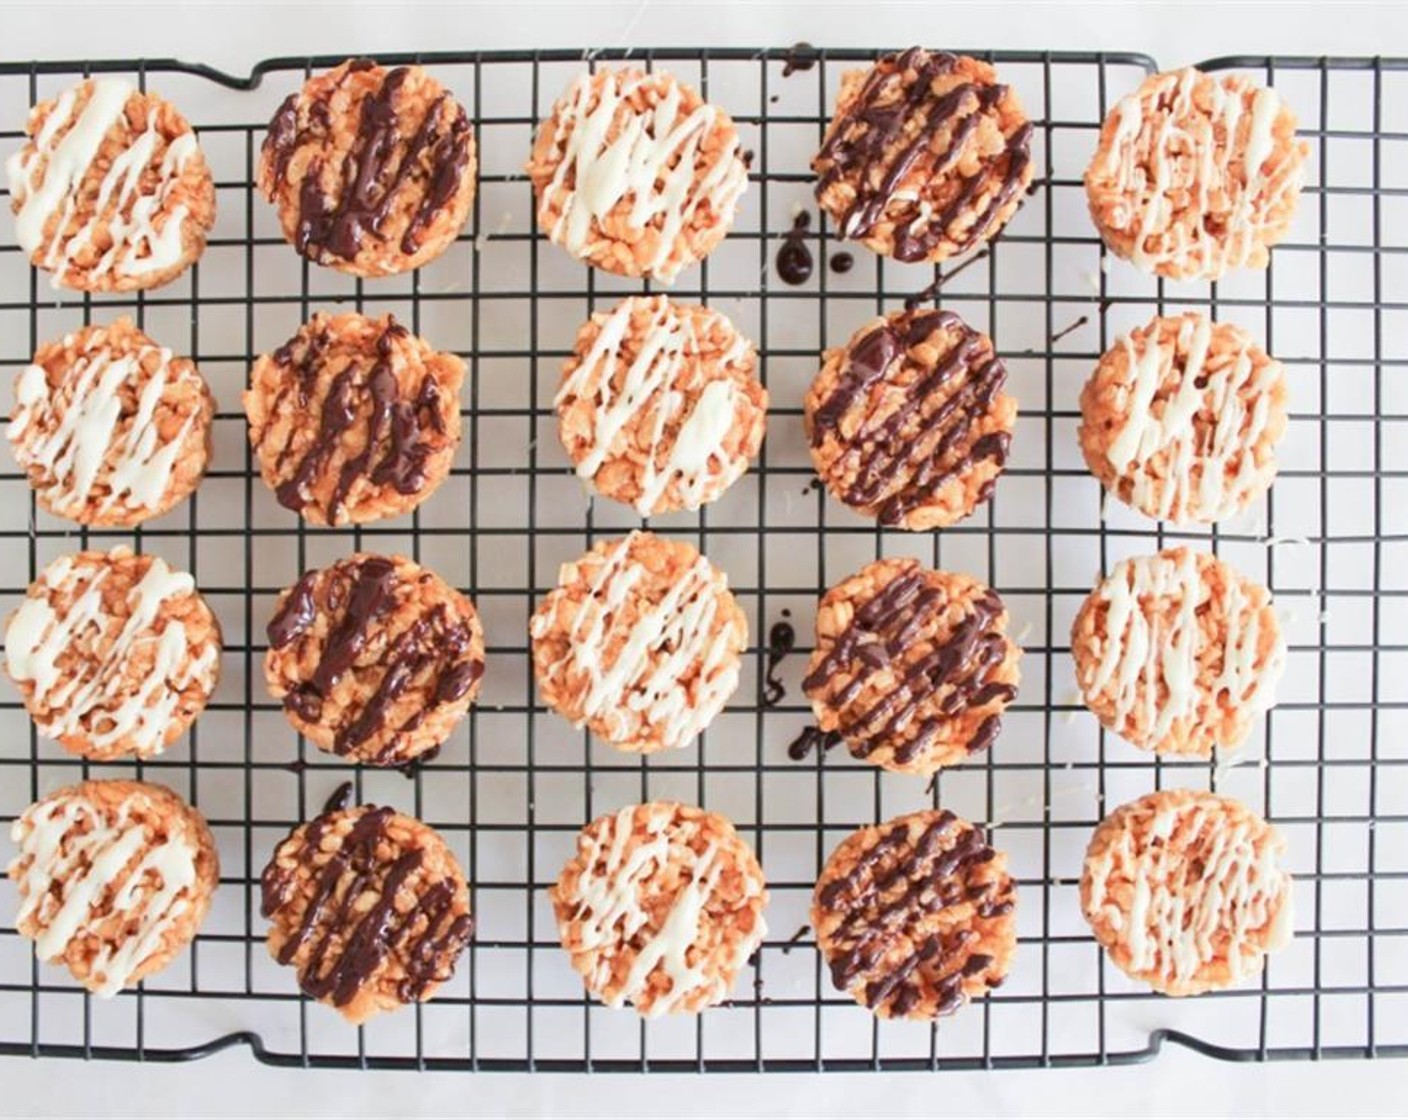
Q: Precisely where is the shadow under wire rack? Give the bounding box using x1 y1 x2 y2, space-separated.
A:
0 47 1405 1072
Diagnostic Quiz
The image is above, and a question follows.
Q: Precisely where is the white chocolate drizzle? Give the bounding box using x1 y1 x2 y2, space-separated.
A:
6 78 200 289
4 550 218 756
9 787 202 996
1104 313 1279 524
558 296 753 514
1098 69 1302 278
538 71 748 281
1085 794 1292 990
530 531 741 750
564 804 765 1015
1084 550 1284 751
8 326 200 519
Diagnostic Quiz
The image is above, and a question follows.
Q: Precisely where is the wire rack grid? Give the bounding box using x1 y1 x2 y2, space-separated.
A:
0 46 1404 1073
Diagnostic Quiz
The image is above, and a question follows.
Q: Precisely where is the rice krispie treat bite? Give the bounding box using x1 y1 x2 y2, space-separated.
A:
526 68 749 283
1071 547 1285 757
1079 311 1288 525
258 59 477 277
7 77 215 292
529 531 746 754
813 809 1016 1019
1082 789 1293 996
805 308 1016 530
260 802 472 1023
804 557 1020 776
264 553 484 767
812 49 1033 264
1085 68 1308 281
10 319 214 527
245 312 464 527
5 549 220 761
556 295 767 515
9 779 218 996
550 801 767 1016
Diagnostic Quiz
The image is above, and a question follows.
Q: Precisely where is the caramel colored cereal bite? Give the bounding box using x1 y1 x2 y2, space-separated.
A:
550 802 767 1016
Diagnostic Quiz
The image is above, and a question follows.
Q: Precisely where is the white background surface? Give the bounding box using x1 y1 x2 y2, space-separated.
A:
2 1 1406 1116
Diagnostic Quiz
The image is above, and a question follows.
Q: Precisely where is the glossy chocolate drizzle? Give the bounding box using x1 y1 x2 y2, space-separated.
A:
811 309 1011 526
260 805 473 1008
263 60 472 263
763 619 796 707
776 210 814 285
267 316 447 522
820 811 1013 1016
815 48 1032 262
267 557 484 764
802 561 1015 765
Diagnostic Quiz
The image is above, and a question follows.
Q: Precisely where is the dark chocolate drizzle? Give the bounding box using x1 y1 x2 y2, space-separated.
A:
786 725 843 761
322 781 355 815
265 316 447 522
819 811 1013 1016
902 249 990 311
259 805 473 1008
1049 314 1090 344
776 210 814 285
782 42 818 77
814 48 1031 262
262 61 472 264
763 620 796 707
811 309 1011 526
828 251 854 275
802 561 1015 766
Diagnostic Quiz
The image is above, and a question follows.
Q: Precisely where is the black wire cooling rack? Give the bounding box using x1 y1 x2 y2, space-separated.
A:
0 47 1404 1073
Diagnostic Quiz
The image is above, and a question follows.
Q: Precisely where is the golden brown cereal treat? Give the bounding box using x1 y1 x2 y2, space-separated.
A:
6 78 215 292
1082 789 1293 996
4 549 221 761
260 802 472 1024
805 308 1016 530
9 319 214 527
258 59 477 277
812 49 1033 264
556 295 767 515
264 553 484 767
804 557 1020 776
1079 312 1288 525
812 809 1016 1020
1070 547 1284 758
530 532 746 754
550 801 767 1016
1085 68 1308 281
9 779 218 996
526 68 749 282
244 312 464 527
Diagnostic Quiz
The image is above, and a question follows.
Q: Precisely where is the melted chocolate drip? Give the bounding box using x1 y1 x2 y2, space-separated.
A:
811 310 1011 527
322 781 355 814
782 924 811 955
1049 315 1090 344
260 806 473 1008
819 812 1012 1015
763 620 796 707
902 249 990 311
782 42 818 77
802 562 1015 765
787 725 843 761
776 210 814 285
829 251 854 274
815 48 1031 262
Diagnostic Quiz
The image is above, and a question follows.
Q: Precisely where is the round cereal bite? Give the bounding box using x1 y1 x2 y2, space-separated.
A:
812 49 1033 264
805 308 1016 530
245 311 464 527
1085 68 1308 280
1079 311 1288 525
260 802 472 1023
258 59 477 277
529 531 746 754
813 809 1016 1020
804 557 1019 776
264 553 484 767
1071 547 1284 757
1082 789 1293 996
9 779 218 997
550 801 767 1016
9 318 214 527
526 68 749 282
6 77 215 292
4 549 220 761
556 294 767 515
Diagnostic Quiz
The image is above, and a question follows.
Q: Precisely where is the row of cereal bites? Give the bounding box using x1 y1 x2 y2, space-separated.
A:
9 780 1290 1021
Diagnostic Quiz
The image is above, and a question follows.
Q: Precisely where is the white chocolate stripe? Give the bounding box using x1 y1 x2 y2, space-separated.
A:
10 789 200 996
